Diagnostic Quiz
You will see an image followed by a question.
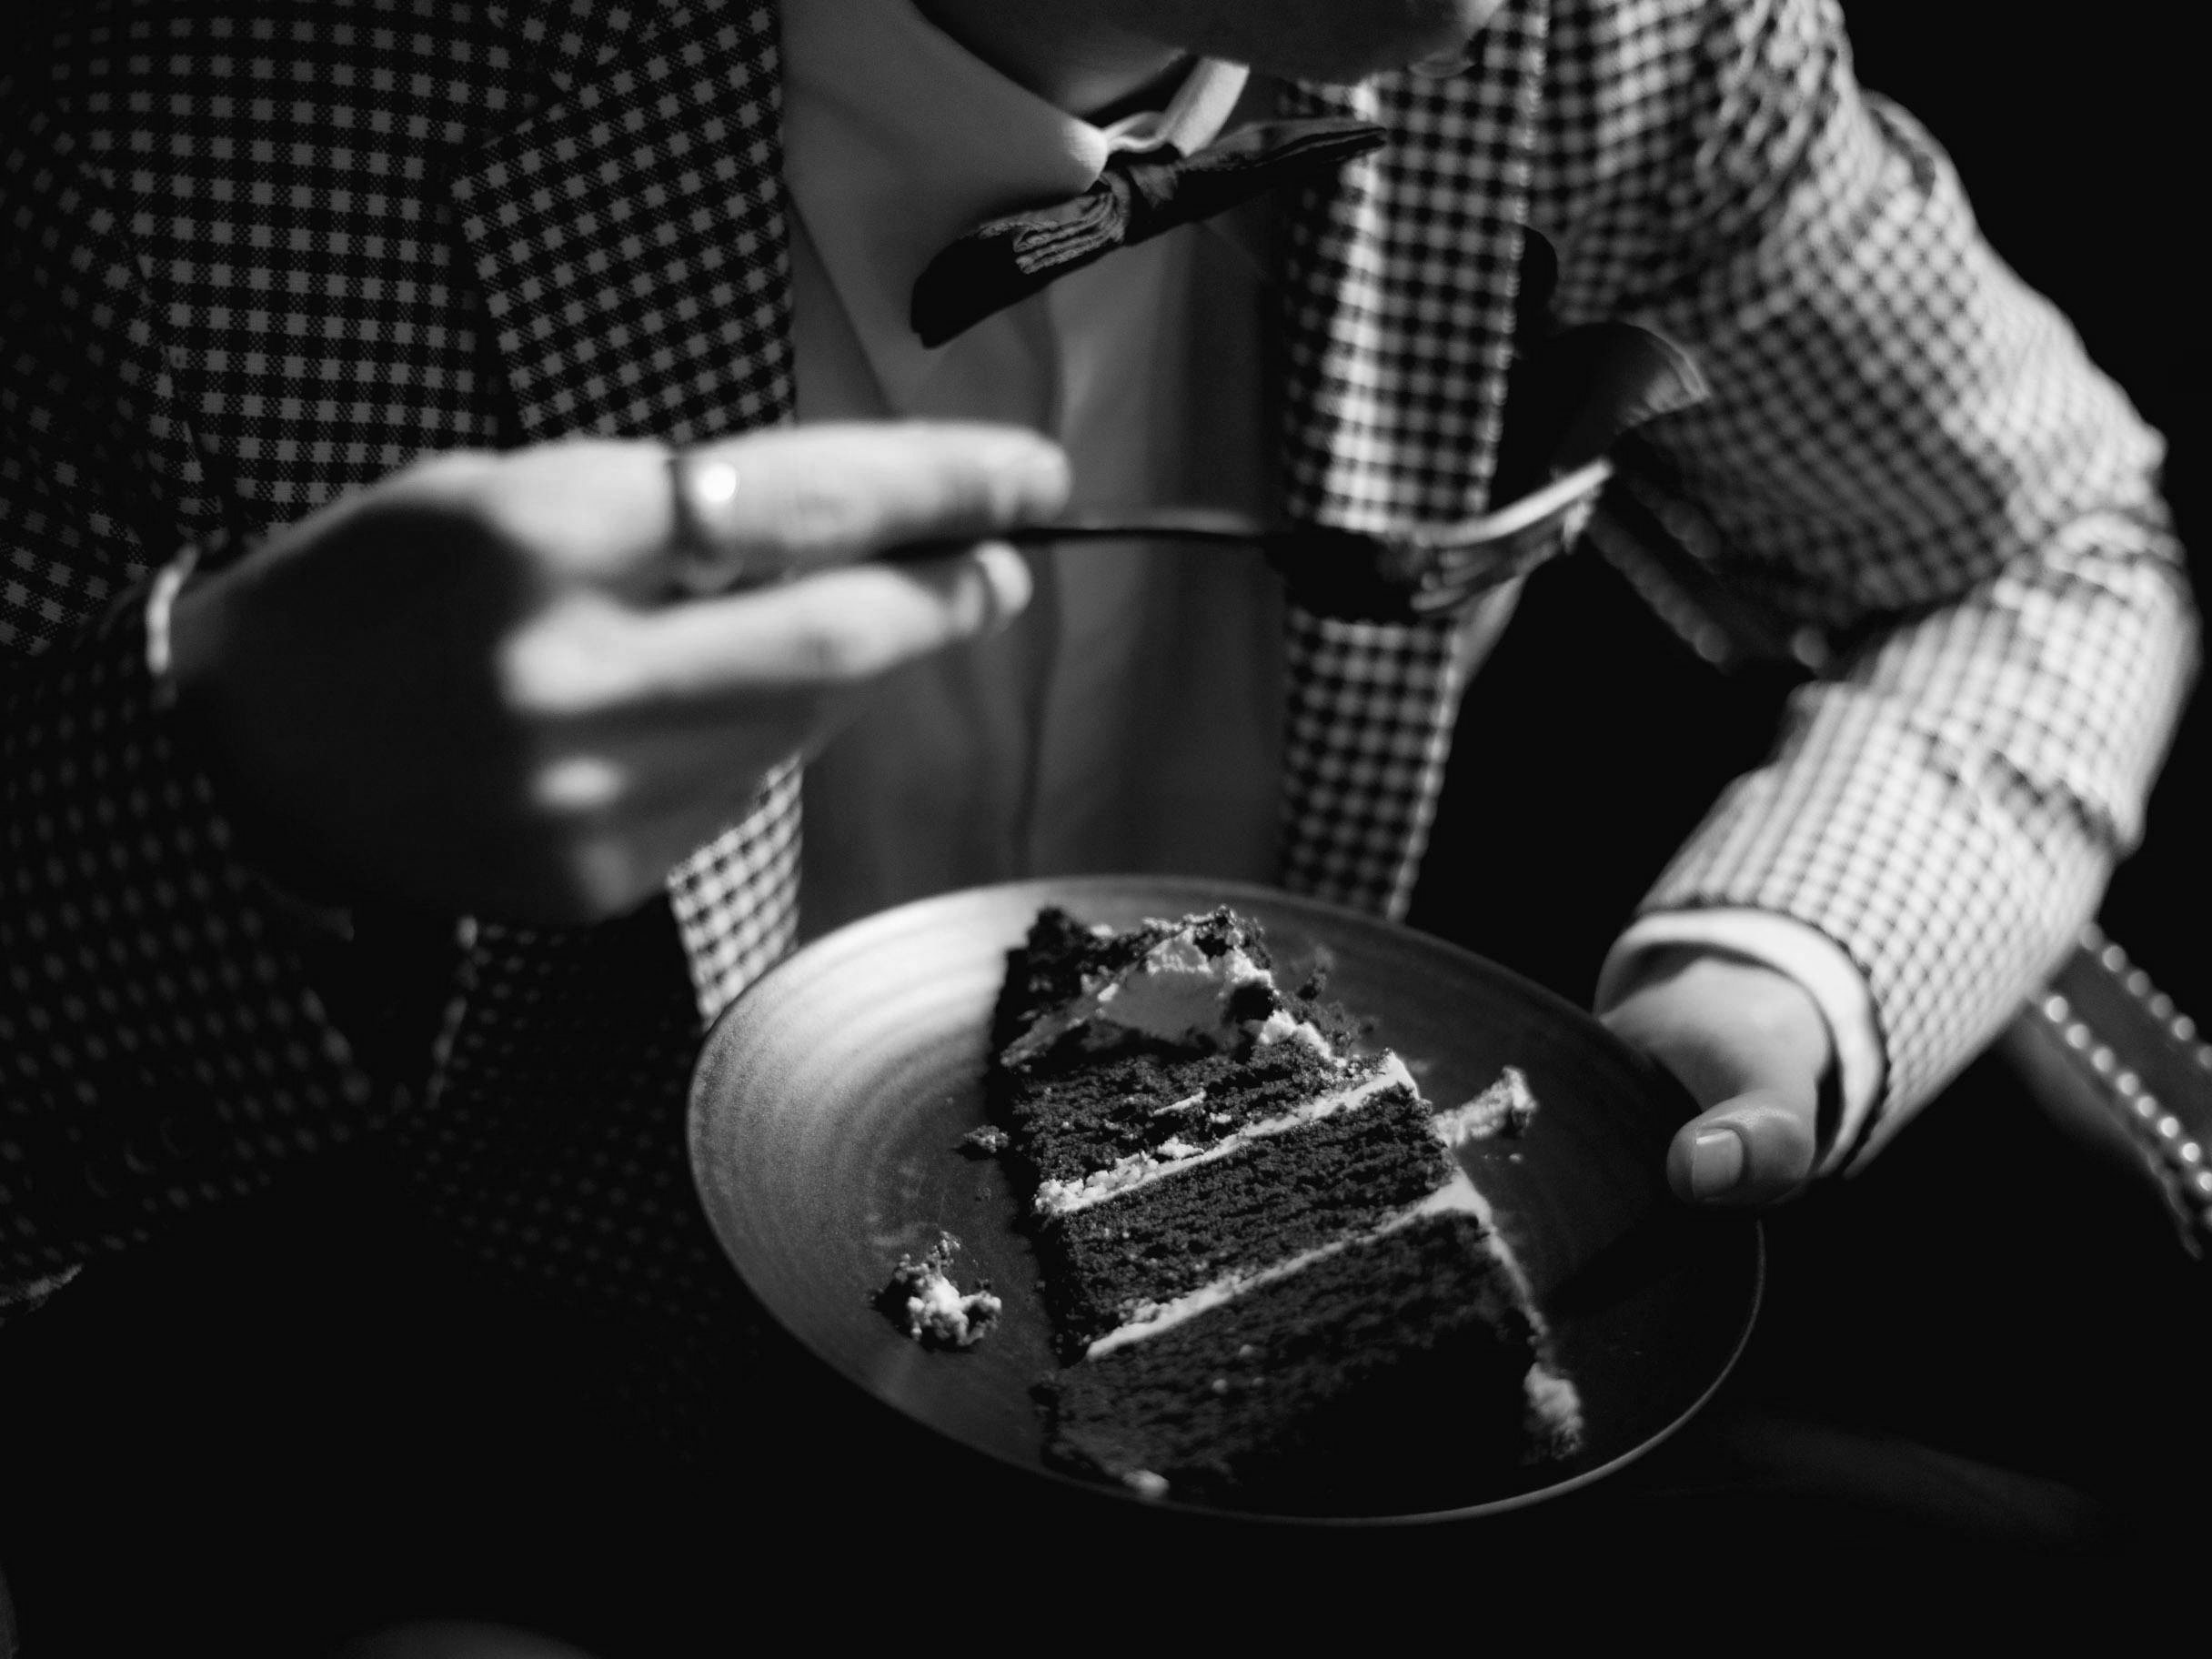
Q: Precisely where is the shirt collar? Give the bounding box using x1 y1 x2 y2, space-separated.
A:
779 0 1249 404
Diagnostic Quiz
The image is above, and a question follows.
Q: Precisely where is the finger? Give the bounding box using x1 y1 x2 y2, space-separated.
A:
595 543 1035 706
1666 1091 1820 1208
519 673 852 828
494 546 1031 872
472 742 799 925
670 423 1070 593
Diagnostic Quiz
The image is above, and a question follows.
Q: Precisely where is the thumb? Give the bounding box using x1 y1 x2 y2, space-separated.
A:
1666 1091 1819 1208
1598 948 1834 1210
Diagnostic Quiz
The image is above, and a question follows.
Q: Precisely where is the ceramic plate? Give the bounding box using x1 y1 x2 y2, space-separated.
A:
688 875 1762 1523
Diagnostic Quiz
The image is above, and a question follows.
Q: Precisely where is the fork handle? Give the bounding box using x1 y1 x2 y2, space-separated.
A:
998 510 1278 548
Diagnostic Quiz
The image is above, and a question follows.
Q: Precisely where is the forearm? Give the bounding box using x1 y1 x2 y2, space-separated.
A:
1537 0 2201 1153
1644 519 2197 1152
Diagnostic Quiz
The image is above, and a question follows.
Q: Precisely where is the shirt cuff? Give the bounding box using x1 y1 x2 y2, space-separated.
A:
1595 909 1885 1178
144 544 357 940
0 1265 83 1325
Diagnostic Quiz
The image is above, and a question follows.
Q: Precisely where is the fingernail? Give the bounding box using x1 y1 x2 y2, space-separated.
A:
1688 1129 1744 1201
972 543 1034 633
977 445 1065 523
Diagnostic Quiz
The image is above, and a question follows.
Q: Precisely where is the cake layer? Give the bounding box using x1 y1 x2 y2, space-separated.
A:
1043 1212 1543 1509
997 1037 1350 1186
1014 1051 1413 1217
991 902 1584 1503
1036 1088 1451 1354
995 1021 1385 1202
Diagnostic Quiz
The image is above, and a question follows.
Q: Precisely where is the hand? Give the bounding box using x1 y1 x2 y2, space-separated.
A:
168 422 1070 924
1599 948 1835 1208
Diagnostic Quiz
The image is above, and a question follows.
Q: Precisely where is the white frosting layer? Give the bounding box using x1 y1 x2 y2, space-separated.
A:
1098 935 1268 1042
1003 928 1282 1067
1032 1052 1416 1218
1253 1009 1333 1053
1082 1158 1494 1359
1075 1096 1567 1385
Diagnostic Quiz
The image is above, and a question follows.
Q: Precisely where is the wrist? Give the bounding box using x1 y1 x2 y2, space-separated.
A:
1603 948 1834 1114
1603 910 1885 1173
146 545 206 711
154 556 357 917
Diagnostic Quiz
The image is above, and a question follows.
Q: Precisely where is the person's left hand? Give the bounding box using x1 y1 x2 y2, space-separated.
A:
1599 948 1834 1208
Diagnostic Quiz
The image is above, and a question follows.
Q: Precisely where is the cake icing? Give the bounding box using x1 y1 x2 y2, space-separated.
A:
1031 1054 1413 1218
878 1232 1001 1351
989 905 1584 1505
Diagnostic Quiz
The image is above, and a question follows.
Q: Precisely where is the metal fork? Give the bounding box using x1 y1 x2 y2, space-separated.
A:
984 457 1614 621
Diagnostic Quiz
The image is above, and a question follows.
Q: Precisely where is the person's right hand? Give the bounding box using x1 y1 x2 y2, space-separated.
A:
168 422 1068 923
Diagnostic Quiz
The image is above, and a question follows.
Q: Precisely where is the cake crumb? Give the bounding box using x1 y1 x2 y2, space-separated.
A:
959 1123 1010 1156
877 1232 1002 1351
1522 1364 1586 1460
1434 1065 1540 1145
1292 946 1334 1001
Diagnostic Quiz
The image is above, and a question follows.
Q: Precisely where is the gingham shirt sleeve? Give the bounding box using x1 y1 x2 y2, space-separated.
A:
1 118 389 1292
1533 0 2198 1155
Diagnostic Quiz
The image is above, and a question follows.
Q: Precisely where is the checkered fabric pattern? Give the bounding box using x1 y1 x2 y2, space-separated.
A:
440 0 801 1021
0 0 799 1317
1272 7 1551 915
1 0 2196 1315
1523 0 2196 1147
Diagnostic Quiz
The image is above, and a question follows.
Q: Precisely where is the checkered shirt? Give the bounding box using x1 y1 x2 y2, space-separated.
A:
2 0 2196 1317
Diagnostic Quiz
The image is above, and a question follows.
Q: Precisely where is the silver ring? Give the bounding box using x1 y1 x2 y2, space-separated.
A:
665 447 749 595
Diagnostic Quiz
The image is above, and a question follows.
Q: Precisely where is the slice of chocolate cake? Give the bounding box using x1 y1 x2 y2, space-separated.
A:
989 905 1584 1509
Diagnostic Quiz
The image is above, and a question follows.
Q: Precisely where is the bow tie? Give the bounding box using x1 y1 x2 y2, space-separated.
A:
910 116 1389 348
